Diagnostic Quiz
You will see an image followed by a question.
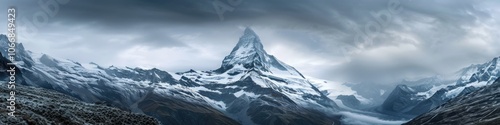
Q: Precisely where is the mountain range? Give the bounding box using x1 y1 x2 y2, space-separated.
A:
0 28 341 125
1 27 499 125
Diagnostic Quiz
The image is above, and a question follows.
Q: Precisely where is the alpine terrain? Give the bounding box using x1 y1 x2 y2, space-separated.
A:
0 28 342 125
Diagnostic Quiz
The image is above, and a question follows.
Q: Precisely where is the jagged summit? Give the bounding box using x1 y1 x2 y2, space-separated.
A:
217 28 304 77
221 28 267 69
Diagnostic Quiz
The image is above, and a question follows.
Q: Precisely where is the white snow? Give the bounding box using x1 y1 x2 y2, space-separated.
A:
169 72 183 80
179 65 247 85
444 81 488 99
234 90 258 98
190 86 222 94
416 84 451 99
444 87 466 99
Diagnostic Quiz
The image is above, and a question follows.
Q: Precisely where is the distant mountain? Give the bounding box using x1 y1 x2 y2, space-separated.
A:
404 77 500 125
378 57 500 118
336 95 361 108
0 28 341 125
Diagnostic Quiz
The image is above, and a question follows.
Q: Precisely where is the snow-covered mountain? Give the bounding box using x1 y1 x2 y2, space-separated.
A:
0 51 161 124
379 57 500 117
215 28 304 77
176 28 340 124
0 28 341 125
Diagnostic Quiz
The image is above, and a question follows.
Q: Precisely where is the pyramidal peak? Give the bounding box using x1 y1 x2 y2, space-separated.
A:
222 28 267 66
217 28 304 78
235 28 265 54
243 27 258 36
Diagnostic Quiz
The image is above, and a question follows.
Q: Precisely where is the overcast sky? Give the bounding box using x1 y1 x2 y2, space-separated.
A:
1 0 500 85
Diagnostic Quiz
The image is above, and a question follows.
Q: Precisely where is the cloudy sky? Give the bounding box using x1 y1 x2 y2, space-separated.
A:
1 0 500 85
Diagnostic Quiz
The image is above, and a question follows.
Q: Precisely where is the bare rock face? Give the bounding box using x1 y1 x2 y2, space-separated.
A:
404 78 500 125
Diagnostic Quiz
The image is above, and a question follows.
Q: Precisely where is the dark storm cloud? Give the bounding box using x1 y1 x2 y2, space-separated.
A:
5 0 385 33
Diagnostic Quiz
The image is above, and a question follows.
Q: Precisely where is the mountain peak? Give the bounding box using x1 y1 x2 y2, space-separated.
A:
235 27 264 52
216 28 305 77
244 27 257 36
219 28 268 71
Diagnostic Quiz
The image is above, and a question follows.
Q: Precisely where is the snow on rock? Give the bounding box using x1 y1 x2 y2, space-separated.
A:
405 78 500 125
217 28 304 78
